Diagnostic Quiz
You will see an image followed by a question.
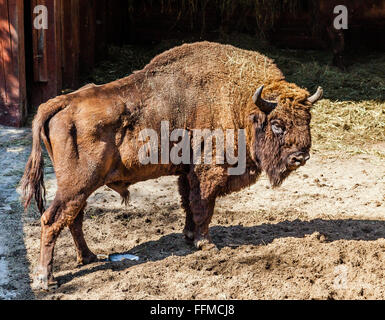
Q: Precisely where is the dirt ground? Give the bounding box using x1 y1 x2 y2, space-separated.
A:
2 130 382 299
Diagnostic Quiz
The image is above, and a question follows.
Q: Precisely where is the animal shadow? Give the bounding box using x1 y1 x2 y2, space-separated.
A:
55 218 385 287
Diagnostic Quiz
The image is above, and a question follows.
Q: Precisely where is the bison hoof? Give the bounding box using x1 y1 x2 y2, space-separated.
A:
183 229 194 243
32 272 58 291
77 253 98 266
194 238 217 251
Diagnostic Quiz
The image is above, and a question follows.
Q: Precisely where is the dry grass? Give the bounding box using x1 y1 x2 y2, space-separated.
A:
85 33 385 158
312 99 385 157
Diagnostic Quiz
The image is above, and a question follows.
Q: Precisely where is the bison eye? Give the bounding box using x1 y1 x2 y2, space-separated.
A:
271 120 285 135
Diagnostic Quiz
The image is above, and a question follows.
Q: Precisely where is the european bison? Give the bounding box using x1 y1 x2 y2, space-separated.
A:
21 42 323 290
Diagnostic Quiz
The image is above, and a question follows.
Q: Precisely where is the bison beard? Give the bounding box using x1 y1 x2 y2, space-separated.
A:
20 41 322 291
251 114 290 187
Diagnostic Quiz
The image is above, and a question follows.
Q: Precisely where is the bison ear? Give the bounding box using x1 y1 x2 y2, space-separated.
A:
248 111 266 130
252 85 278 115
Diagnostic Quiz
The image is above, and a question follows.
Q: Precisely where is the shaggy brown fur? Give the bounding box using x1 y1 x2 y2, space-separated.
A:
20 42 321 290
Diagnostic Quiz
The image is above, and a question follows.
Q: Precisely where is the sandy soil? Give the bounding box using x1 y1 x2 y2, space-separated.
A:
1 125 384 300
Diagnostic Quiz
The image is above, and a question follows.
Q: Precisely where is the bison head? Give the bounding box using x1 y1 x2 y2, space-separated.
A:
249 85 323 187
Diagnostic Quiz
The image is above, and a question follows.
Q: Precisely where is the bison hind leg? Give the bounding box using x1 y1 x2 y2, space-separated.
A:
107 182 130 206
69 208 98 265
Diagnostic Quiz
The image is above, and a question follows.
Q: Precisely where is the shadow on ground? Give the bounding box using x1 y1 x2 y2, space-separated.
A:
55 218 385 287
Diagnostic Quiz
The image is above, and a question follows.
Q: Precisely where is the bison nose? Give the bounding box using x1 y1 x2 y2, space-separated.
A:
288 152 309 169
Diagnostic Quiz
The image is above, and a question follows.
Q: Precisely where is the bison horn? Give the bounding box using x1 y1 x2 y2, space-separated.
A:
252 85 277 114
307 86 323 104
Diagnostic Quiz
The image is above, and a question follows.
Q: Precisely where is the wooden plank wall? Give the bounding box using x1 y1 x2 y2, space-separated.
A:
61 0 79 89
31 0 48 82
0 0 26 127
0 0 134 126
79 0 95 75
30 0 113 109
30 0 62 109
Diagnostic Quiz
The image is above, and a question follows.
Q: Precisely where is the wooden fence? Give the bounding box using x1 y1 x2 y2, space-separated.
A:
0 0 26 127
0 0 130 127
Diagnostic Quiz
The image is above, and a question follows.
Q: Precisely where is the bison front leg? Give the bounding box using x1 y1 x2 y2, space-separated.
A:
69 208 97 265
186 166 227 250
178 175 195 242
190 197 216 250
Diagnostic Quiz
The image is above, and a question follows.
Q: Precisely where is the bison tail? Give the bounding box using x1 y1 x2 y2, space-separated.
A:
20 96 68 215
20 128 45 214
